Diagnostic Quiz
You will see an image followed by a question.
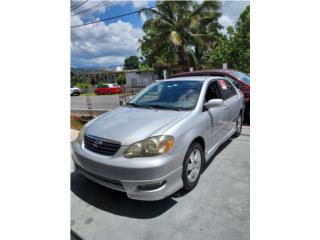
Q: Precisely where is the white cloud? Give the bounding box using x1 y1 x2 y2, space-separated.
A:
70 0 128 22
131 0 150 9
219 15 233 33
71 16 144 67
219 0 249 34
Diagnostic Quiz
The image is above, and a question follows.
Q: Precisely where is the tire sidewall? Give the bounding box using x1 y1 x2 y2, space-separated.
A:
182 142 204 191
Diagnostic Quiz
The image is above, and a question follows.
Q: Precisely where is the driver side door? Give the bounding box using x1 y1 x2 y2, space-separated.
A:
203 81 227 150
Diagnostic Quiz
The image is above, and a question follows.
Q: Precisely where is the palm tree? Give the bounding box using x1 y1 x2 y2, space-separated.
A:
141 0 222 71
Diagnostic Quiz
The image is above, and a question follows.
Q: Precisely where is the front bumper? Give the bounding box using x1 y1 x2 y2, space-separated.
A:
71 141 183 201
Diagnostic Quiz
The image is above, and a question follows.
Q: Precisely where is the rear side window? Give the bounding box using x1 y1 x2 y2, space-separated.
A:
218 79 237 100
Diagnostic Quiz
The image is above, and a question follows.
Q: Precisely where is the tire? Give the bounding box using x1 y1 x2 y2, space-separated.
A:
182 142 204 191
233 112 243 138
244 105 250 124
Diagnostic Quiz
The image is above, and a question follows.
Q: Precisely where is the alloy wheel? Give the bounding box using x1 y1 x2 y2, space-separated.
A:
187 149 202 182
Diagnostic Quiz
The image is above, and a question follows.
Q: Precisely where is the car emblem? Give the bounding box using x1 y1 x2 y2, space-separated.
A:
93 139 103 148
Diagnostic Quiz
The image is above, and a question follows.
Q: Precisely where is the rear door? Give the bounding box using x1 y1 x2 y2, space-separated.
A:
217 79 241 133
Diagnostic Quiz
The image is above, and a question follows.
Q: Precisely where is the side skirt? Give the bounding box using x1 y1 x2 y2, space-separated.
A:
204 127 237 161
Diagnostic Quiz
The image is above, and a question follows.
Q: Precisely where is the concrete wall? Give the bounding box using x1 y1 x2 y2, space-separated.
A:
125 71 158 87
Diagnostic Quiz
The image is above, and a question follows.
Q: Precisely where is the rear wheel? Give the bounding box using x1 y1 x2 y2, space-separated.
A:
182 142 204 191
233 112 242 138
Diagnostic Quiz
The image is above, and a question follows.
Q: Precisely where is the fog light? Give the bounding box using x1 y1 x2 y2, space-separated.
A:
137 181 166 191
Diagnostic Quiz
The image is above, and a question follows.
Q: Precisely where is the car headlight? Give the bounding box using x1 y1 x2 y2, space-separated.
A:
75 125 86 144
124 135 174 158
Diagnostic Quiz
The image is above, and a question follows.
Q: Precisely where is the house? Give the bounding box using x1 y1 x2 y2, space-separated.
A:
124 70 158 87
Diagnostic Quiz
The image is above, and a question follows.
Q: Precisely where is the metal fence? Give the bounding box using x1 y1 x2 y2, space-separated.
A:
119 84 147 106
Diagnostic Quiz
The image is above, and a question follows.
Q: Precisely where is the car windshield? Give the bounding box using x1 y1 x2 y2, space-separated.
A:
128 81 203 111
231 71 250 84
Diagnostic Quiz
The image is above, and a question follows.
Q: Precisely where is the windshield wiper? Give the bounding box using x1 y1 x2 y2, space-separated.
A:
147 105 182 111
126 102 154 110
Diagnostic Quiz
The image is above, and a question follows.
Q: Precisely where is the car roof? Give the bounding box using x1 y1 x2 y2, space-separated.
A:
160 76 223 82
169 69 239 78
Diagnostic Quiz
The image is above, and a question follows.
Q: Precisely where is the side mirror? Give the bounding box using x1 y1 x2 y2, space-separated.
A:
204 99 224 109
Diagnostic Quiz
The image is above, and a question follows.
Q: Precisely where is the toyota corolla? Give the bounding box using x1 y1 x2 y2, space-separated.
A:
72 76 244 201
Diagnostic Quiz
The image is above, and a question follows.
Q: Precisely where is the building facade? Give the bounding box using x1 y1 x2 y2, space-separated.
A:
125 70 158 87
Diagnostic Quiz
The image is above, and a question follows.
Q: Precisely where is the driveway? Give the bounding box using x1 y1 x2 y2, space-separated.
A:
71 127 250 240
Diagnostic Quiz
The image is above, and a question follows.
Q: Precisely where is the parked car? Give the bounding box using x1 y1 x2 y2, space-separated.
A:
95 83 123 95
70 86 81 96
72 76 244 201
170 69 250 122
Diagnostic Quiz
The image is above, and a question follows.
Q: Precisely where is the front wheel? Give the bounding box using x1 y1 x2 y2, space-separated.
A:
182 142 204 191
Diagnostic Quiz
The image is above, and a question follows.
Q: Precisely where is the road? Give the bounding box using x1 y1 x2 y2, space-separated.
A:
71 95 120 110
71 127 250 240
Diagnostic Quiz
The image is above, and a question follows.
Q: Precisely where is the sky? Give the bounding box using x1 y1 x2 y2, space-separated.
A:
71 0 249 69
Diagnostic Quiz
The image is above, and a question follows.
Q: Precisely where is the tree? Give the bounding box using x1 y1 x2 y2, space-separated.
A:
124 56 140 70
140 0 222 71
116 73 126 85
208 5 250 73
228 5 250 73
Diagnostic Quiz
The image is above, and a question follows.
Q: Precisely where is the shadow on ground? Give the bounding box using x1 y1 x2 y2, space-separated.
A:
71 138 233 218
71 172 177 219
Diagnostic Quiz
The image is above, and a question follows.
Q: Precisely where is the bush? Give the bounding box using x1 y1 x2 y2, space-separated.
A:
75 82 90 92
116 73 126 85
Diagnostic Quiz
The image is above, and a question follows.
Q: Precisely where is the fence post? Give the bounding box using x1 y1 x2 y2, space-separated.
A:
163 70 167 79
223 63 227 69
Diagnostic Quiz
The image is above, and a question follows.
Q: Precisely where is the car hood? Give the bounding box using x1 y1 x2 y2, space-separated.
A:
86 106 190 145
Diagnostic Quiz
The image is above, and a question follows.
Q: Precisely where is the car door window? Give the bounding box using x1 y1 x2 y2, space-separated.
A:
205 81 222 102
218 79 237 100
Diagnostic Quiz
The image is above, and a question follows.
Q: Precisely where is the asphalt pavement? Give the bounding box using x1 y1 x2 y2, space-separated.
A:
71 95 120 110
70 127 250 240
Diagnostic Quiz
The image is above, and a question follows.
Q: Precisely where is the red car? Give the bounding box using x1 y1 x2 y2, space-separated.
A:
169 69 250 122
95 83 123 95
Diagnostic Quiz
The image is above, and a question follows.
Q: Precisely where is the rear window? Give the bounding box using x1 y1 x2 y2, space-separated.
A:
231 71 250 84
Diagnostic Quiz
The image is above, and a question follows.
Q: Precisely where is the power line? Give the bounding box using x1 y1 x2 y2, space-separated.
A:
71 6 156 28
71 1 113 16
71 0 88 11
71 1 83 10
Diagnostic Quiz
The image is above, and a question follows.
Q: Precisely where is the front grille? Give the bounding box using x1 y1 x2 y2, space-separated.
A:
84 134 121 156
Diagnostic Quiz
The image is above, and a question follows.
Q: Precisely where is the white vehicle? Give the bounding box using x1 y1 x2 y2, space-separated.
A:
71 86 81 96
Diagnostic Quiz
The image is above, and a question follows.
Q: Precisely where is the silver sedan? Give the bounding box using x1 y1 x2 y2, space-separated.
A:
72 76 244 201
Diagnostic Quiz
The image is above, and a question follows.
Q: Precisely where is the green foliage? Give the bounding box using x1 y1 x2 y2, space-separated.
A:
124 56 140 70
75 81 90 91
138 63 154 72
71 72 77 86
140 0 222 72
116 73 126 85
208 5 250 73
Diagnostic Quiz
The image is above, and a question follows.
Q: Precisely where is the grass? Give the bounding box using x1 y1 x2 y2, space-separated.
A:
80 92 97 96
71 118 85 130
